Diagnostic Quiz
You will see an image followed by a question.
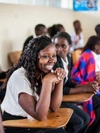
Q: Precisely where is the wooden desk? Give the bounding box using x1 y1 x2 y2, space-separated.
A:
3 108 73 128
63 93 94 102
0 79 5 82
71 49 82 65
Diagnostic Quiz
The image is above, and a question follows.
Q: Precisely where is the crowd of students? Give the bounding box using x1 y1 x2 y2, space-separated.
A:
0 21 100 133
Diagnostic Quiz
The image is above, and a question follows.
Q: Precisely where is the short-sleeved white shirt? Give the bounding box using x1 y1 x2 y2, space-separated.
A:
92 51 100 72
70 31 84 52
1 67 39 119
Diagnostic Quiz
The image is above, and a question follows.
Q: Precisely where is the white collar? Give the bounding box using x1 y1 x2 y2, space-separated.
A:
61 57 68 66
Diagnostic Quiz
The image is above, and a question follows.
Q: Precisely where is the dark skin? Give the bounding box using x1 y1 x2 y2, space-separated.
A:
54 37 70 63
18 44 66 121
74 21 82 35
93 44 100 55
54 37 99 94
35 27 48 36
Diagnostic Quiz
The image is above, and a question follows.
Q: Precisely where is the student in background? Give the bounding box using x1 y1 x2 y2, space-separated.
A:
53 32 99 133
71 35 100 133
70 20 84 52
23 24 48 51
1 36 67 133
71 35 100 87
56 24 65 32
95 24 100 37
48 24 65 39
35 24 48 37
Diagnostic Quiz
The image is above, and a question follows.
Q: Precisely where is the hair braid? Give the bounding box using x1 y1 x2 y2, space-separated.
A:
2 36 52 92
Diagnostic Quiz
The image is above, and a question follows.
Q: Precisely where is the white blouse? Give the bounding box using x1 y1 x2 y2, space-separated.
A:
1 67 39 120
92 51 100 72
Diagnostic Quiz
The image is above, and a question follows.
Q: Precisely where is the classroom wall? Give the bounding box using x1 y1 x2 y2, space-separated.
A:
0 1 100 70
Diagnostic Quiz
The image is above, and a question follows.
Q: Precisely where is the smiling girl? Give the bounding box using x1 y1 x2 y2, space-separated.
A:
1 36 66 133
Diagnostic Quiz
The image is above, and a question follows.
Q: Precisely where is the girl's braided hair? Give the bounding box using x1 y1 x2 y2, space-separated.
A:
2 36 52 92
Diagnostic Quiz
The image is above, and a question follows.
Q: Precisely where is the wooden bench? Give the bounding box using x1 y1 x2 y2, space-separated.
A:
8 51 22 66
62 93 94 102
3 108 73 128
0 79 5 83
71 49 82 65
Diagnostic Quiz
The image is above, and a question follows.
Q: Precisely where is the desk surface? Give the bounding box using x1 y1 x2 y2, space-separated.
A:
0 79 5 82
3 108 73 128
63 93 94 102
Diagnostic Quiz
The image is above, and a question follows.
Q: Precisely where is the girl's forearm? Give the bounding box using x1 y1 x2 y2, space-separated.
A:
35 81 52 120
50 80 63 111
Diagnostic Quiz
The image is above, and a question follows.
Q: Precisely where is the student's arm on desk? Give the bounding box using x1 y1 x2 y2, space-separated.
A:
64 81 99 95
3 108 73 129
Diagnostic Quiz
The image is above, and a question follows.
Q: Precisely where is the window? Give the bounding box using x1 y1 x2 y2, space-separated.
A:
0 0 73 9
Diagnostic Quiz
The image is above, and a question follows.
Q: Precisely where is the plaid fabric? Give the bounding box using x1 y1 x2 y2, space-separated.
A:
71 49 100 126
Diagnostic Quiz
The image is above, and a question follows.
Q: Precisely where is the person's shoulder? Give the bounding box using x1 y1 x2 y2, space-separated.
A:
8 67 31 89
10 67 26 80
83 49 92 54
27 35 34 40
24 35 34 44
81 50 92 60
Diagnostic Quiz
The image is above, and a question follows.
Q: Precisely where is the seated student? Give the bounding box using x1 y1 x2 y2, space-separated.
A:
95 24 100 37
22 24 48 51
70 20 84 53
71 35 100 133
48 24 65 39
1 36 67 133
53 32 99 133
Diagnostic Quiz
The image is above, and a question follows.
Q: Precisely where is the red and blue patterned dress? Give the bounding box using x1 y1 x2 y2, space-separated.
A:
71 49 100 126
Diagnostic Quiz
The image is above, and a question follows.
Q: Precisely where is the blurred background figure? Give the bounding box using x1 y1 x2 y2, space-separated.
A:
35 24 48 37
70 20 84 53
56 24 65 32
48 24 65 39
23 24 48 51
95 24 100 37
